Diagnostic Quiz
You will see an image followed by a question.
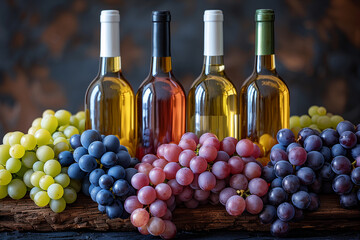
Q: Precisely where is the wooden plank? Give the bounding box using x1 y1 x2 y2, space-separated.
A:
0 194 359 232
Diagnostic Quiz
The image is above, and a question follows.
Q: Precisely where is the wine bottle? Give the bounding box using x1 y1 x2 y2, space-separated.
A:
85 10 135 155
240 9 290 154
136 11 186 159
187 10 238 140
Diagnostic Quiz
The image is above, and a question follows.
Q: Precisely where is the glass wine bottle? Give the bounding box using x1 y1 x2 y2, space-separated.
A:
85 10 135 155
136 11 186 159
240 9 290 155
187 10 238 140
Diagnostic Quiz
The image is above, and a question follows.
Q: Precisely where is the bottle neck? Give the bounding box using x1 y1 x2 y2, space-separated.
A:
202 56 225 75
150 57 172 76
100 56 121 75
255 20 275 73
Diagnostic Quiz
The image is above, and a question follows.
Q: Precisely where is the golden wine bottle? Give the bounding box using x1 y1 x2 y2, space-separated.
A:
240 9 290 155
187 10 238 140
85 10 135 155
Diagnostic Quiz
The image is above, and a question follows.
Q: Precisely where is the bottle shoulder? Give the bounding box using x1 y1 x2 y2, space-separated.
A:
240 72 289 94
137 75 185 97
189 73 237 95
86 73 134 96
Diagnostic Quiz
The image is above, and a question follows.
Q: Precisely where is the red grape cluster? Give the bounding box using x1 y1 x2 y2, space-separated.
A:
124 132 269 238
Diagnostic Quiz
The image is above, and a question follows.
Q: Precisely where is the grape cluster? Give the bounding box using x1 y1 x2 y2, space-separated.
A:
67 129 139 219
125 132 270 238
260 128 322 237
290 105 344 136
0 109 85 212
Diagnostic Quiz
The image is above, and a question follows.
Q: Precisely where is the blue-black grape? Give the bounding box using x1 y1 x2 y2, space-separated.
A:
106 202 124 219
274 160 293 178
81 176 91 196
277 202 295 222
303 135 322 152
79 154 98 172
270 148 288 165
88 141 106 159
120 209 130 219
67 162 86 180
73 147 88 162
58 151 75 167
130 157 140 167
331 156 352 175
270 219 289 237
125 168 138 184
99 174 114 189
355 131 360 143
96 189 114 206
319 162 335 181
116 150 131 168
262 165 276 183
286 143 301 153
90 186 101 202
259 205 276 224
339 131 357 149
70 134 82 149
108 165 126 180
331 144 347 157
276 129 295 146
80 129 102 149
282 175 300 194
305 151 324 170
102 135 120 153
101 152 118 168
98 204 106 213
118 145 128 152
310 175 322 193
271 178 283 188
298 128 318 145
296 167 316 185
351 144 360 159
336 121 355 135
293 208 304 222
268 187 287 206
320 129 339 147
332 174 353 194
291 191 311 209
319 146 331 162
340 193 358 209
113 179 130 197
307 193 320 211
351 167 360 185
271 144 287 151
89 168 105 186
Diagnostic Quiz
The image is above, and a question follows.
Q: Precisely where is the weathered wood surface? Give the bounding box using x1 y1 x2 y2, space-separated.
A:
0 194 359 232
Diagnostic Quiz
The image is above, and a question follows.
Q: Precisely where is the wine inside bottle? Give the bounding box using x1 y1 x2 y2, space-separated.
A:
85 10 135 155
240 9 290 155
136 11 186 159
187 10 238 140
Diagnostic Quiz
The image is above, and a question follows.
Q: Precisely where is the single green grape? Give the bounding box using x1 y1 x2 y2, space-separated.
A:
311 114 319 124
42 109 55 117
0 144 10 165
55 110 71 126
309 124 321 133
20 134 37 150
52 132 66 140
6 158 22 173
49 198 67 213
0 185 8 199
331 115 345 129
308 105 319 117
317 106 327 116
9 144 25 159
47 183 64 200
299 115 312 128
289 116 301 129
63 187 77 204
39 175 54 190
54 173 70 188
69 116 79 128
44 160 61 177
36 145 55 162
30 186 42 200
23 169 35 188
8 131 24 146
7 179 27 200
22 151 38 169
33 161 45 171
30 171 46 188
75 111 85 120
63 126 79 139
0 169 12 185
41 115 58 134
34 129 51 146
28 126 40 136
32 117 42 128
53 137 68 145
34 190 50 207
78 119 85 133
69 179 81 193
54 142 69 157
317 115 332 130
2 132 13 145
16 164 29 178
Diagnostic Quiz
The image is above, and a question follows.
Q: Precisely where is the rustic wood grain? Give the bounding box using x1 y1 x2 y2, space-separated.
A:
0 194 359 232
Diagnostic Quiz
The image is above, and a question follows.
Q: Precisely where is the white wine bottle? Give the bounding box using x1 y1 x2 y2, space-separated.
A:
187 10 238 140
85 10 135 155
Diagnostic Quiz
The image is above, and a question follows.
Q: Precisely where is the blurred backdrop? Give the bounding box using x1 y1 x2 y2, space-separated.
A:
0 0 360 138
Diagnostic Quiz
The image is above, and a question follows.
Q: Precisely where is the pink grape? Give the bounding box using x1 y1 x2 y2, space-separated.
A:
214 151 230 162
149 199 167 218
245 194 263 214
223 136 238 147
178 150 196 167
149 167 166 185
167 179 183 195
212 161 231 179
226 195 246 216
248 178 268 197
131 173 150 190
166 195 175 207
175 167 194 186
184 198 199 208
209 192 220 205
211 179 226 193
157 144 166 158
228 156 245 174
198 171 216 191
142 154 158 164
152 158 168 169
190 174 200 190
178 138 197 151
244 162 262 180
229 174 248 190
137 186 157 205
138 225 149 235
242 156 256 164
203 137 220 150
164 144 182 162
181 132 199 144
199 132 217 145
160 220 177 240
198 145 217 162
138 163 153 176
124 196 143 214
189 156 208 174
194 189 210 201
178 186 194 202
219 187 237 205
252 143 261 158
220 139 236 156
288 147 307 166
130 208 149 227
161 208 172 220
155 183 172 201
236 139 254 157
147 217 166 236
163 162 181 180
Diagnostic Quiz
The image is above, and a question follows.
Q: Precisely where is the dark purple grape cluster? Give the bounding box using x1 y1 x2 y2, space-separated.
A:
63 129 140 219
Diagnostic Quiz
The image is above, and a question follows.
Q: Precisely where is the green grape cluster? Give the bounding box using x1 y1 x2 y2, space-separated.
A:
290 105 344 136
0 109 85 213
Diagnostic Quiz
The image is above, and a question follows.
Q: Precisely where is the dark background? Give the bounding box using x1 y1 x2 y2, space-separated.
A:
1 0 359 138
